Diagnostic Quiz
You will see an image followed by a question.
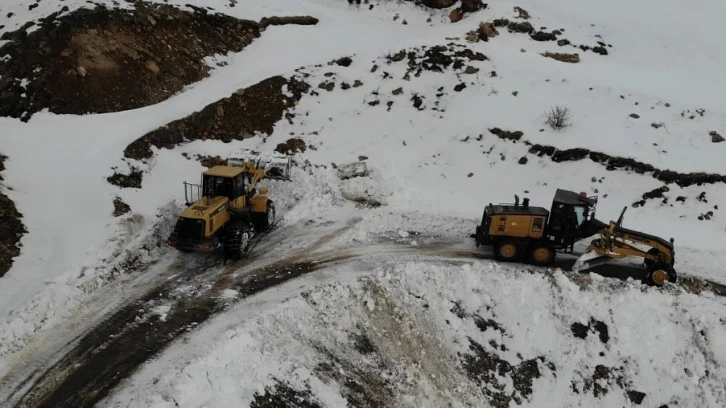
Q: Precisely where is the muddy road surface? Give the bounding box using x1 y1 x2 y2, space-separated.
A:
4 222 724 408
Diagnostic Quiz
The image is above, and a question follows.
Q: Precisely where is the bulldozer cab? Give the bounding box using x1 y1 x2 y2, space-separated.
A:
547 189 599 248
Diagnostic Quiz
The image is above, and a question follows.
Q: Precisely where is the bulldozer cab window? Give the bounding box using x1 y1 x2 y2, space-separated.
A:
203 176 234 200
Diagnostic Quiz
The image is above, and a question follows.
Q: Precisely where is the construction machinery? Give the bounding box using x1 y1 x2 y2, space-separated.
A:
167 149 292 260
474 189 677 286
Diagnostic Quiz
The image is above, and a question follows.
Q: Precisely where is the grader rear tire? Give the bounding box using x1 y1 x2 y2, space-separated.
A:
494 240 519 262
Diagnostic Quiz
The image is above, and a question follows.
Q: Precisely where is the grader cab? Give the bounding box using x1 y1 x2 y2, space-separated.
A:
474 189 677 286
167 149 291 260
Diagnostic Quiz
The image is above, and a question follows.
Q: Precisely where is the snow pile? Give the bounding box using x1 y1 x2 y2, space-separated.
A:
104 260 726 407
0 202 179 371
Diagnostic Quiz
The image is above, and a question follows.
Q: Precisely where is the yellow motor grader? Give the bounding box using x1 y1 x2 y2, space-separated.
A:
167 149 292 260
474 189 678 286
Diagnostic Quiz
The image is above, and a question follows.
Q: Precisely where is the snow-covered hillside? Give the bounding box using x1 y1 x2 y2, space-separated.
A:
1 0 726 407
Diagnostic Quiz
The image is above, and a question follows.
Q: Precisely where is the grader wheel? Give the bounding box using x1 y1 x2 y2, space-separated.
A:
495 240 519 262
528 242 555 266
645 262 677 286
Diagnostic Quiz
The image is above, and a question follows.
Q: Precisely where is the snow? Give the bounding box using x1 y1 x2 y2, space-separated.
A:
103 260 726 407
1 0 726 405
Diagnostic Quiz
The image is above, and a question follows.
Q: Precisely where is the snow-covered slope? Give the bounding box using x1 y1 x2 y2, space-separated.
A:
1 0 726 406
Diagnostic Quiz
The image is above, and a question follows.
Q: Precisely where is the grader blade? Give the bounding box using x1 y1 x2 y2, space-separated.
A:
227 148 292 181
572 251 614 272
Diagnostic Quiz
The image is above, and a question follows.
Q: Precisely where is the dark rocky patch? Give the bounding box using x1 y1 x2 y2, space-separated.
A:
0 2 268 120
193 154 226 169
107 167 143 189
123 75 310 161
259 16 319 27
507 21 534 34
461 338 555 407
0 154 27 277
627 390 647 405
385 44 486 81
473 315 506 334
569 318 609 343
275 137 307 155
710 131 724 143
112 196 131 217
530 31 557 41
489 127 523 141
350 330 377 355
330 56 353 67
541 51 579 63
249 380 322 408
524 144 726 188
314 347 394 408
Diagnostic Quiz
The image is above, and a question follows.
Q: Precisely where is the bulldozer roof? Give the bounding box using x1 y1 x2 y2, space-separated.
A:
553 189 597 206
203 165 246 178
490 204 549 217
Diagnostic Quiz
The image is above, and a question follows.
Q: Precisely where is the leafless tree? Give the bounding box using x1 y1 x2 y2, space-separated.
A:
545 106 571 130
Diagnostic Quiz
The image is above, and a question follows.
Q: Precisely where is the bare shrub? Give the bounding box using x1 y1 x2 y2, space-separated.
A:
545 106 571 130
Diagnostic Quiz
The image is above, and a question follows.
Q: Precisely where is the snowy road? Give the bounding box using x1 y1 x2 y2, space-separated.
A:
2 212 723 408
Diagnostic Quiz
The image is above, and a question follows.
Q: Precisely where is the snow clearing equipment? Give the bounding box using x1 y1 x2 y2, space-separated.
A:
474 189 677 286
167 149 292 260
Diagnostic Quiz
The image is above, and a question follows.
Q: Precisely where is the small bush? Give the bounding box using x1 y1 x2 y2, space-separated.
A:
545 106 571 130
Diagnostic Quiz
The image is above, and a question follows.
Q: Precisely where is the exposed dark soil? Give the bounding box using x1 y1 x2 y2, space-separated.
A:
461 338 555 407
15 255 333 408
106 166 143 188
123 75 311 162
479 127 726 188
0 154 27 277
193 154 227 169
570 317 609 343
275 137 307 155
0 2 273 120
250 380 322 408
314 346 395 408
112 196 131 216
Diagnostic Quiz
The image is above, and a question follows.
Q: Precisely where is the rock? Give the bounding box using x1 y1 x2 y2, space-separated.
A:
489 128 523 141
333 56 353 67
592 46 608 55
629 113 640 119
557 39 570 46
508 21 534 34
531 31 557 41
392 87 403 95
60 49 72 58
467 172 474 177
318 81 335 91
419 0 457 8
216 105 224 118
77 66 87 77
465 30 480 43
145 60 160 74
479 22 498 39
337 161 369 180
461 0 485 13
541 52 580 63
514 6 530 19
358 155 368 161
353 80 363 87
710 131 724 143
464 66 479 74
518 156 528 165
454 83 466 92
236 88 245 96
147 15 157 26
449 8 464 23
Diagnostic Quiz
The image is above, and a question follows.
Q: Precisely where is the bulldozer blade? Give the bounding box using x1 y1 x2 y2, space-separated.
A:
572 251 614 272
227 149 293 181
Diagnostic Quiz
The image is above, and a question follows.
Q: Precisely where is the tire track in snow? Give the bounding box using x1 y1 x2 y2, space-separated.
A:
7 218 726 408
8 218 361 408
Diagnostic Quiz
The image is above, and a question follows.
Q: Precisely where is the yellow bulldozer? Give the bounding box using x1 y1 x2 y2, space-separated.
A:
474 189 677 286
167 149 292 260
